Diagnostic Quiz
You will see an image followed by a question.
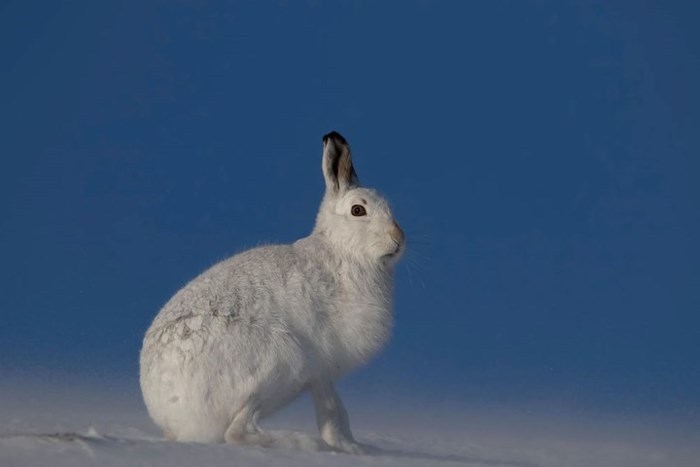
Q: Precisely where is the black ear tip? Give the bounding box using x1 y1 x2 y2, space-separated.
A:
323 131 348 146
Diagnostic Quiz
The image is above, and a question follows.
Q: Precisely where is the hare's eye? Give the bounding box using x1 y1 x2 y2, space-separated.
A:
351 205 367 217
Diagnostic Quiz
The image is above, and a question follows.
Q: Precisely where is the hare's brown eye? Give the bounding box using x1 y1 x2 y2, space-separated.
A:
351 205 366 217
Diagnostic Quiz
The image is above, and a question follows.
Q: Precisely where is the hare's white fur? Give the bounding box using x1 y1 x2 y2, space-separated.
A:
139 132 404 453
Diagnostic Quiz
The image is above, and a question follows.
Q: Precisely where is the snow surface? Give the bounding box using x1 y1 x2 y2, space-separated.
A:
1 376 698 467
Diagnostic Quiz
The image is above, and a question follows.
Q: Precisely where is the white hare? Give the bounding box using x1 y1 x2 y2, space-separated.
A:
139 132 404 453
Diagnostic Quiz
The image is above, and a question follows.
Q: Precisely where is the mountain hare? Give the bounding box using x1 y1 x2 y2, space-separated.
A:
140 132 404 453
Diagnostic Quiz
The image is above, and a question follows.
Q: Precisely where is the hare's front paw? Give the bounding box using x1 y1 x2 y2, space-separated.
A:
329 439 372 455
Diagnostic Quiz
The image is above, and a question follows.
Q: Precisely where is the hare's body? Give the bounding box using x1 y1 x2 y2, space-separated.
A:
140 132 403 452
140 239 392 443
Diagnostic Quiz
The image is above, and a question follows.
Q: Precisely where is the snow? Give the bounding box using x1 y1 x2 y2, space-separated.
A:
1 376 698 467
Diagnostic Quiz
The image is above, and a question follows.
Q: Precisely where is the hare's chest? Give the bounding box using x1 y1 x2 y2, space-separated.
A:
322 300 393 375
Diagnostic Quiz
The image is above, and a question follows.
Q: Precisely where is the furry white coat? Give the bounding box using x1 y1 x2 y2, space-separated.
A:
140 132 404 453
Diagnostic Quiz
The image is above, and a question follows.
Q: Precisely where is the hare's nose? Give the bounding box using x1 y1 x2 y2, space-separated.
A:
390 220 405 245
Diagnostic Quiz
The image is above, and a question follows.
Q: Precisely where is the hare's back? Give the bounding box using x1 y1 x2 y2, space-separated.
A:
146 243 334 340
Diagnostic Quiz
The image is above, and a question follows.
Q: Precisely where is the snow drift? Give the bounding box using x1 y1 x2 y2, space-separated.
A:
1 375 697 467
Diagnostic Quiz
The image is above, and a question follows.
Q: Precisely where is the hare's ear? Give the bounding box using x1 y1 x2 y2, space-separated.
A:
322 131 359 195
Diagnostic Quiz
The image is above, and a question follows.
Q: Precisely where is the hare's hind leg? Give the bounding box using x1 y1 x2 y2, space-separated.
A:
224 403 328 452
310 381 368 455
224 404 259 445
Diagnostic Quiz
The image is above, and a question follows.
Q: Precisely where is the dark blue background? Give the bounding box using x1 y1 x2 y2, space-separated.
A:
2 1 698 412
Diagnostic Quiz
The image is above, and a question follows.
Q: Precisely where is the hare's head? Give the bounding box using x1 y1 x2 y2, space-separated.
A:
314 132 405 267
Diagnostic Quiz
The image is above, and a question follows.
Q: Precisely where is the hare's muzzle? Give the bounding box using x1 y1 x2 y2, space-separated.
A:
390 220 405 247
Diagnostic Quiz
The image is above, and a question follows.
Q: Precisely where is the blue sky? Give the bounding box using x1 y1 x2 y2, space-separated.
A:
1 1 698 412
